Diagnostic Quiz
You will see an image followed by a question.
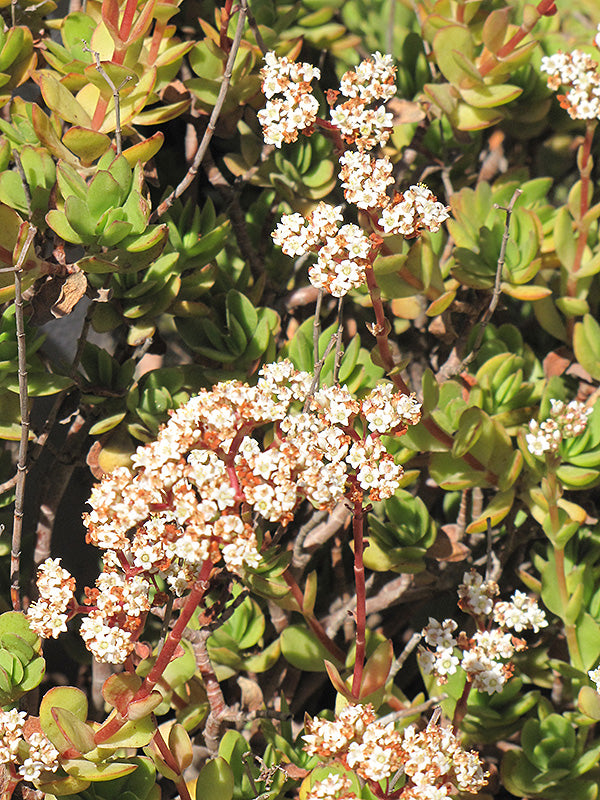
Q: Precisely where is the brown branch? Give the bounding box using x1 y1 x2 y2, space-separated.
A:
293 503 350 570
203 152 265 285
11 224 37 610
240 0 268 55
151 5 248 220
186 627 237 754
388 632 422 680
444 188 522 378
32 411 90 572
303 297 345 410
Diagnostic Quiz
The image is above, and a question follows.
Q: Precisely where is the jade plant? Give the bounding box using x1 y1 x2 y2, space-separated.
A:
0 1 599 800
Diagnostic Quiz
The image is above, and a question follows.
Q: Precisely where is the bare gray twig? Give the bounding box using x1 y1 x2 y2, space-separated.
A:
313 289 324 366
304 297 345 410
443 188 522 378
11 223 37 611
333 296 345 383
82 43 131 155
389 631 422 680
151 5 248 220
240 0 268 55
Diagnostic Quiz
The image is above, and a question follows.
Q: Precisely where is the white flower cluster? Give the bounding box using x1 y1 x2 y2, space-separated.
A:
379 184 450 237
0 709 60 785
258 51 320 147
26 558 76 640
30 363 419 663
272 202 343 257
308 224 372 297
0 708 25 765
418 571 547 695
273 195 448 297
303 703 487 797
339 52 397 103
273 206 374 296
525 398 592 457
589 666 600 692
493 590 548 632
264 51 451 295
338 151 394 210
306 773 356 800
540 48 600 120
329 53 397 151
18 731 60 783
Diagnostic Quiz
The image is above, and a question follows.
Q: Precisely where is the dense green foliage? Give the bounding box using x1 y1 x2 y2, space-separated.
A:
0 0 599 799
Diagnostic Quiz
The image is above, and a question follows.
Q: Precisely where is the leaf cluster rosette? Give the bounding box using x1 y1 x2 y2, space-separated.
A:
47 154 166 264
501 706 600 800
418 0 556 133
0 612 45 708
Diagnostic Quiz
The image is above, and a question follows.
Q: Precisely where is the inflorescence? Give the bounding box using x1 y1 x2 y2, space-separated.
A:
0 709 60 784
541 29 600 120
303 703 488 798
27 361 421 663
525 398 593 457
260 51 449 297
418 570 547 695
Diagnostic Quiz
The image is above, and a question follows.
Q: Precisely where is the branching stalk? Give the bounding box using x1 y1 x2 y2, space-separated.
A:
10 223 37 611
94 559 214 744
83 43 131 155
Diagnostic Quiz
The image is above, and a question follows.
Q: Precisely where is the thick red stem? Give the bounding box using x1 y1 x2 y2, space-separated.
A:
153 726 193 800
94 560 214 744
452 679 472 733
478 0 556 78
119 0 137 41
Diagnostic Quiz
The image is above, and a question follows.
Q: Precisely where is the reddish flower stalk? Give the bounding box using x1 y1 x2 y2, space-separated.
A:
452 679 472 733
94 559 214 744
364 261 411 396
567 120 597 303
478 0 557 78
152 725 193 800
314 117 346 154
351 491 366 698
283 569 345 662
